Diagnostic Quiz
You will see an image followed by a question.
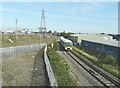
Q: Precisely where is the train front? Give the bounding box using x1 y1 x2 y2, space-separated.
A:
64 40 73 50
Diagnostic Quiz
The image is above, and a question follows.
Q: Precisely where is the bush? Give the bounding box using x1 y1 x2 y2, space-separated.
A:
104 55 116 66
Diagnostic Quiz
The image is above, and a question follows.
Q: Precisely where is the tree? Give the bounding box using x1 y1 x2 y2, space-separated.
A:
48 30 52 34
60 31 73 38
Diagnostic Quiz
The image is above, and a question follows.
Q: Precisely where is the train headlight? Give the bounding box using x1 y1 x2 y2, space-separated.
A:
65 47 67 50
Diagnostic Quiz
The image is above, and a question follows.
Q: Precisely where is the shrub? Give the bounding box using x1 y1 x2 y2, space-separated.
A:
104 54 116 66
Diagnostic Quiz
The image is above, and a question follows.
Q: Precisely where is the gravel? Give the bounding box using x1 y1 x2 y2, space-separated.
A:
56 44 103 86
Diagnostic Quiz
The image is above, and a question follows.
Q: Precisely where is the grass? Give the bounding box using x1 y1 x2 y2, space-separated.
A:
1 34 58 47
47 41 76 86
101 64 120 78
73 46 120 79
2 51 38 86
73 46 97 62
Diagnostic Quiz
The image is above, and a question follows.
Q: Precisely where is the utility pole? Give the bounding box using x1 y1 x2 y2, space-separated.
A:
16 19 18 40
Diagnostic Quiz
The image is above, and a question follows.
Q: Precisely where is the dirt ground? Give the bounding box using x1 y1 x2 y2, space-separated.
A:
31 48 49 86
2 48 49 86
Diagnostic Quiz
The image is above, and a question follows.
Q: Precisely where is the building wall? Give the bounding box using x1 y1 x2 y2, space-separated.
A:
81 40 120 63
69 36 78 43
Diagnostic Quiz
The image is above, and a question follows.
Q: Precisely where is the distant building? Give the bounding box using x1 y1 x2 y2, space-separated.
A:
113 34 120 41
32 32 39 34
5 31 14 35
108 34 120 41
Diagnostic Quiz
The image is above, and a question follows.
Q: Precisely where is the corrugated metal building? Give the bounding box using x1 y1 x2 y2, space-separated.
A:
69 34 120 63
81 39 120 62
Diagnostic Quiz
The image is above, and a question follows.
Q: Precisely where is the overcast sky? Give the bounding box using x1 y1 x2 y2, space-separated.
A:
1 2 118 33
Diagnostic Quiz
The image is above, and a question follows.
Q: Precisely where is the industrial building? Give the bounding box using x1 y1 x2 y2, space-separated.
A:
81 39 119 62
69 34 113 44
69 34 120 63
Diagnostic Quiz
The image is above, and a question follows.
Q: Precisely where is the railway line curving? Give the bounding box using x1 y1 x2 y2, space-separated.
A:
57 43 103 86
68 50 120 88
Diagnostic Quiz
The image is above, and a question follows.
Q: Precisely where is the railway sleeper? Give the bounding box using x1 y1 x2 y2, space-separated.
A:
95 75 115 87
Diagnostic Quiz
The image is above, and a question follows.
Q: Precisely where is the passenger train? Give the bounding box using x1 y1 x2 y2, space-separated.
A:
60 36 73 50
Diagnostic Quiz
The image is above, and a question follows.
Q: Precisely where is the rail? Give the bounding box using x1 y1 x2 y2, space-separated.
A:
44 44 58 87
70 50 120 87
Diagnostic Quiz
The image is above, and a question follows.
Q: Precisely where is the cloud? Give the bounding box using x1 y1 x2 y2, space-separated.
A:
66 2 102 15
66 7 79 15
79 2 102 13
0 7 22 13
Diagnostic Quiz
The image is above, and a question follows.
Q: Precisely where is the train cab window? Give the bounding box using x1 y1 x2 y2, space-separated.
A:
67 42 73 46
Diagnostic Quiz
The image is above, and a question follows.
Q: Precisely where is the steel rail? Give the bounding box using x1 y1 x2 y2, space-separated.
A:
66 50 120 88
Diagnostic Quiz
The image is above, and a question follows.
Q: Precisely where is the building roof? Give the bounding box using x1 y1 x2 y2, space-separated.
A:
70 34 113 40
83 39 119 48
70 34 119 48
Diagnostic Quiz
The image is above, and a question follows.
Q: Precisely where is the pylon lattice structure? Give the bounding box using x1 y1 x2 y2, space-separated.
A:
39 9 46 37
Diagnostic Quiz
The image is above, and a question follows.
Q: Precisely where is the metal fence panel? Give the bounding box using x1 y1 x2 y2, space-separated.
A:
44 44 58 87
1 43 46 58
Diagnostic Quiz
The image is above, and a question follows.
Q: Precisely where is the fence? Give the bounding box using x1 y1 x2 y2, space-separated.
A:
1 43 58 87
44 44 58 87
1 43 45 58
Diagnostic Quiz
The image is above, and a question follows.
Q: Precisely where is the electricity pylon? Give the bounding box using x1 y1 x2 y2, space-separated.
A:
39 9 46 39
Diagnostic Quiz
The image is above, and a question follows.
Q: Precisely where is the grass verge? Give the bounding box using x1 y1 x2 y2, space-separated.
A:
73 46 97 62
47 41 76 86
73 46 120 79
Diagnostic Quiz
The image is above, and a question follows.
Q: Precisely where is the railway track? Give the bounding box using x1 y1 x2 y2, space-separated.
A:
66 50 120 88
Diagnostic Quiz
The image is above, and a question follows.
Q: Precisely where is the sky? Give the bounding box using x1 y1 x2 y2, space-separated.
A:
1 1 118 33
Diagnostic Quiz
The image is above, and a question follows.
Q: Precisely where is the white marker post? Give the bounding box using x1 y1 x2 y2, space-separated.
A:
8 38 13 43
8 38 15 54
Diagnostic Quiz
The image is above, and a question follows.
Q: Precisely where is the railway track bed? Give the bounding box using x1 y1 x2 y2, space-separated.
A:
68 50 120 88
57 50 103 86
